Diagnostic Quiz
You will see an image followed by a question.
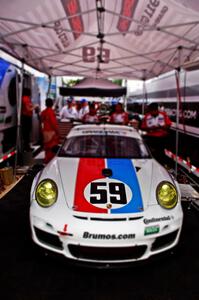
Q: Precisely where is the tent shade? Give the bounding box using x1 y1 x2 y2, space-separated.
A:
60 87 126 97
59 77 126 97
1 0 199 80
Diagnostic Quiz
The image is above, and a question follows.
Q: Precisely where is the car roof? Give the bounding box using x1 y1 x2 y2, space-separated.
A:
67 124 142 139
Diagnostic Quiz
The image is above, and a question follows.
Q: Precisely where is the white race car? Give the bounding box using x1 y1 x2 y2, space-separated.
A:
30 124 183 266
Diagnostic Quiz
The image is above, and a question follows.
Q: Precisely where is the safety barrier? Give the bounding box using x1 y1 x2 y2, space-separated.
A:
165 149 199 178
0 148 16 164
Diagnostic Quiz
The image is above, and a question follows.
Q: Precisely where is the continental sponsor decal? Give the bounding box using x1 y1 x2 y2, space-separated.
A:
54 20 70 49
134 0 168 36
83 232 135 240
143 216 173 224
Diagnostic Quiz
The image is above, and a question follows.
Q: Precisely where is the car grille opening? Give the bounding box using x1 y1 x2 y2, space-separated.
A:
90 217 127 221
68 245 147 261
73 216 88 220
73 216 143 221
151 230 179 251
34 227 63 250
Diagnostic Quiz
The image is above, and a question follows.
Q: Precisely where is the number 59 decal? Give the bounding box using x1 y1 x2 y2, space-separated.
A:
84 178 133 209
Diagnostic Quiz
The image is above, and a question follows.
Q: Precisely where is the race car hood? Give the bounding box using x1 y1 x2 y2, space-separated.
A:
55 157 168 215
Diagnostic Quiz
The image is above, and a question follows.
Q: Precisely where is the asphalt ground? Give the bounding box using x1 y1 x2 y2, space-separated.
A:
0 165 199 300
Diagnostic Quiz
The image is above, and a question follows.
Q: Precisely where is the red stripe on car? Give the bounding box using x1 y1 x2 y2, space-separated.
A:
73 158 107 213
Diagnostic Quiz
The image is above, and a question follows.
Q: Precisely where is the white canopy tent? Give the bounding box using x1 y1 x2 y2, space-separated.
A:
0 0 199 80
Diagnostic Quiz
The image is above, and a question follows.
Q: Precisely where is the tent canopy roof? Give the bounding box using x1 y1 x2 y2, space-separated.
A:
60 77 127 97
1 0 199 80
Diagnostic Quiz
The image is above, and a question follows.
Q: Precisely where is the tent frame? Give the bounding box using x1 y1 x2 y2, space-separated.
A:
1 12 199 79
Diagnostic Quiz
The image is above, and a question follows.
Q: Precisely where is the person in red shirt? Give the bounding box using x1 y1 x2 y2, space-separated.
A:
109 103 129 125
141 102 172 164
82 103 99 124
41 98 60 163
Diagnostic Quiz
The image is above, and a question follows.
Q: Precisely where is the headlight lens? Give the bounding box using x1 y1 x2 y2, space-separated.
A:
156 181 177 209
35 179 58 207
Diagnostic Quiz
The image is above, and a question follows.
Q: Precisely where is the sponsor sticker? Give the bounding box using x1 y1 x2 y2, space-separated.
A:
143 216 173 225
83 231 135 240
81 130 122 135
144 226 160 236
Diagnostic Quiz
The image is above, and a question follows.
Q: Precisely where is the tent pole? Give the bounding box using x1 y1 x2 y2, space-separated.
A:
174 46 183 179
47 75 52 97
174 69 181 179
13 60 24 179
142 79 147 116
123 78 127 111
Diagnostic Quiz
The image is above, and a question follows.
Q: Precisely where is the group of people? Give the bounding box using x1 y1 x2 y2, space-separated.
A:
21 91 172 165
60 98 129 125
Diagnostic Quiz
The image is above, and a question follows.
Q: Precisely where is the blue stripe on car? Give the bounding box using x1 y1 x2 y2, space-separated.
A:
107 159 143 214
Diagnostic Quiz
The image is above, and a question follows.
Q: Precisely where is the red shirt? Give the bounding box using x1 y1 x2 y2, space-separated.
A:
22 96 33 117
41 107 59 148
141 111 172 137
41 107 58 132
110 112 129 125
82 113 99 123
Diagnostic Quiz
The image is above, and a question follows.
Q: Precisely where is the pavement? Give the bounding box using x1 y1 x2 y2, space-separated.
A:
0 165 199 300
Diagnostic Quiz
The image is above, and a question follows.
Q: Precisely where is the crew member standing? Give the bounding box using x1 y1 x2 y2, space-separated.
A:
82 103 99 124
109 103 129 125
60 98 79 120
78 98 89 120
41 98 60 163
141 102 172 164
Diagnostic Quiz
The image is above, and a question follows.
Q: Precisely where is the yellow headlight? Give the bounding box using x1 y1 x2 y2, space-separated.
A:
156 181 177 209
35 179 58 207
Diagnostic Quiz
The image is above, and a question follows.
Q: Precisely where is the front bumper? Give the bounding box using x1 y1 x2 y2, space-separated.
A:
30 205 183 265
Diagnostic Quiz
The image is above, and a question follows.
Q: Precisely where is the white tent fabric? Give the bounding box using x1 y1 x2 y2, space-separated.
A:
1 0 199 79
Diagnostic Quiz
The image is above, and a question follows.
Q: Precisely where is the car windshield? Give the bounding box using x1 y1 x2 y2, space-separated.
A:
58 134 150 158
